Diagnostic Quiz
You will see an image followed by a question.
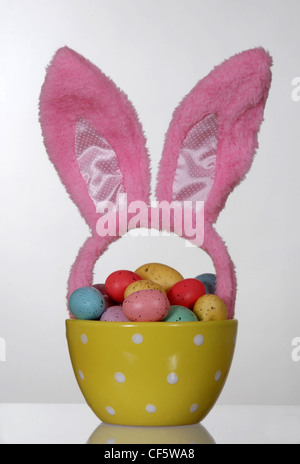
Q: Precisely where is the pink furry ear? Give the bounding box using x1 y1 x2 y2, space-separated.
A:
156 48 272 225
39 47 151 232
39 47 151 312
156 48 272 319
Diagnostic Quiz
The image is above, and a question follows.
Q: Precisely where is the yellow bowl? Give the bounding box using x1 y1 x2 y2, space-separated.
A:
66 319 237 426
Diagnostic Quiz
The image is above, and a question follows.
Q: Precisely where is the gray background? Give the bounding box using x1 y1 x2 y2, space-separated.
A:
0 0 299 404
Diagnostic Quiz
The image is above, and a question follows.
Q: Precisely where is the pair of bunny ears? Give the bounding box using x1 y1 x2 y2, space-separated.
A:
39 47 272 319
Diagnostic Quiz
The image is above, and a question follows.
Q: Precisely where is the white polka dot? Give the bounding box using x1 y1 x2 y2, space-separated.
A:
146 404 156 413
81 334 88 344
215 370 222 382
78 370 84 380
106 406 116 416
167 373 179 384
194 334 204 346
114 372 126 383
190 403 199 413
132 333 143 344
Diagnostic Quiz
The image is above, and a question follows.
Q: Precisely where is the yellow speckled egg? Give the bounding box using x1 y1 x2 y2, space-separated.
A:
135 263 183 292
193 294 228 321
124 280 167 299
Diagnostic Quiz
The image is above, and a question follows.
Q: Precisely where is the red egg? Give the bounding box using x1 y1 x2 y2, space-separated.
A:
167 278 206 309
105 270 142 303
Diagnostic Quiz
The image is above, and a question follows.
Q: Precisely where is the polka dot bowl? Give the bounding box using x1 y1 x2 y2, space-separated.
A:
66 319 238 426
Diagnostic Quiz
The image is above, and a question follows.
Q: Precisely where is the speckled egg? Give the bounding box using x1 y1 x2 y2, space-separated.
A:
193 294 228 321
195 273 217 294
124 280 167 299
163 305 199 322
135 263 183 292
123 289 170 322
167 278 206 309
105 270 142 303
100 306 130 322
69 287 105 320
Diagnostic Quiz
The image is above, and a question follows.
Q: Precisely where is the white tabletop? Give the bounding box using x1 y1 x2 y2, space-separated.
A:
0 403 299 444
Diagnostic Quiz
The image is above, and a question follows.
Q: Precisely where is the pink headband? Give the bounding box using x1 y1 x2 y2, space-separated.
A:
39 47 272 319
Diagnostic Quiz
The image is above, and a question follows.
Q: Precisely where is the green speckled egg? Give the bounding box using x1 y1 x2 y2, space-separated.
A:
163 305 199 322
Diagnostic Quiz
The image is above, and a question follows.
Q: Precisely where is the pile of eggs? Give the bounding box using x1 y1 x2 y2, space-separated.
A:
68 263 228 323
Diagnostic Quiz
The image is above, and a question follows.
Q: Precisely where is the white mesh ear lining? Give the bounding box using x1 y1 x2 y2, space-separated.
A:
172 114 218 202
75 117 125 206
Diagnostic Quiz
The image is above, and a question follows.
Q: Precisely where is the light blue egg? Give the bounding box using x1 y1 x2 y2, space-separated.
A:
69 287 105 320
195 273 216 294
163 305 198 322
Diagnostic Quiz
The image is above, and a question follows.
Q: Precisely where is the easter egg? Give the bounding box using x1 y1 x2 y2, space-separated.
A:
124 280 167 299
167 278 206 309
193 294 228 321
93 283 116 309
135 263 183 292
163 305 198 322
123 289 170 322
69 287 105 320
195 273 216 294
100 306 130 322
105 270 142 303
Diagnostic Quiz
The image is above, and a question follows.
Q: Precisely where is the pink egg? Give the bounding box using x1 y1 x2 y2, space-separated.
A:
123 289 170 322
100 306 130 322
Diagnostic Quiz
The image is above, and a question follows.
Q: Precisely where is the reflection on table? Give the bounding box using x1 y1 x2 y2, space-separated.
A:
87 422 215 444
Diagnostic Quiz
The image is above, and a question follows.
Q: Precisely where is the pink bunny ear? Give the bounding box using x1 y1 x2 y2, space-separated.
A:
39 47 151 312
156 48 272 318
39 47 151 231
156 48 272 221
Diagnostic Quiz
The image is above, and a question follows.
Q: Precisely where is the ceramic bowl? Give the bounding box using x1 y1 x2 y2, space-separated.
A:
66 319 238 426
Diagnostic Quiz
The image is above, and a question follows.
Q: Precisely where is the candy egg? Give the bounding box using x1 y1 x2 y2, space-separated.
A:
124 280 167 299
93 283 116 309
195 273 216 294
100 306 130 322
123 289 170 322
163 305 198 322
167 278 206 309
69 287 105 320
193 294 228 321
105 270 142 303
135 263 183 292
